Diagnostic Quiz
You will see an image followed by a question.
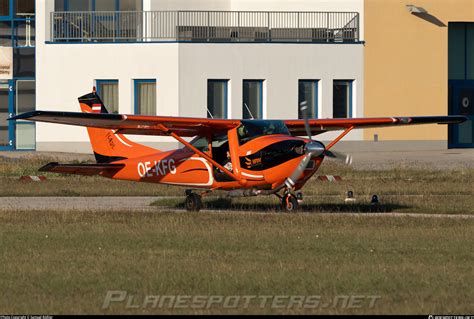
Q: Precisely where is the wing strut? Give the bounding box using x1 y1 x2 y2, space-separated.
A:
156 124 244 184
325 126 354 150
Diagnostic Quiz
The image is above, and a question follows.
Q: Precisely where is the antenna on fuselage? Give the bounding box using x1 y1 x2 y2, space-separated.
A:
243 103 254 120
207 108 214 119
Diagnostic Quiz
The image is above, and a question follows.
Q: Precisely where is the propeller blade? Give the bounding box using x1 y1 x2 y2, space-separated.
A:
299 101 313 140
283 141 325 189
284 153 313 189
324 150 353 165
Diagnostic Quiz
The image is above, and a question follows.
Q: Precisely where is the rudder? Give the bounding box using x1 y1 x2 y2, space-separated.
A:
78 89 159 163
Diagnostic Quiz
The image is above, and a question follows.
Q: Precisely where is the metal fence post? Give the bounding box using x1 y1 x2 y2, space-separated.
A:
177 11 180 41
326 11 329 42
267 11 270 42
297 12 300 42
356 13 359 41
50 11 53 41
237 11 240 42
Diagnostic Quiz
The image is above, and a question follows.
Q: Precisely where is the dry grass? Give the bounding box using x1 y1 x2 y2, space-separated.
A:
0 155 473 314
0 210 473 314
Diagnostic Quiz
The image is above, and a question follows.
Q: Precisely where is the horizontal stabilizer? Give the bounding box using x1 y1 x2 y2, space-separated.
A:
39 162 125 177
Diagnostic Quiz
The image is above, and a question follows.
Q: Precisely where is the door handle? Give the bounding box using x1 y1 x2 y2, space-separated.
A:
9 113 13 118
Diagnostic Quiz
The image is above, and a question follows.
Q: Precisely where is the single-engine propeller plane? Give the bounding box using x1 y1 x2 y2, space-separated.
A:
11 89 466 211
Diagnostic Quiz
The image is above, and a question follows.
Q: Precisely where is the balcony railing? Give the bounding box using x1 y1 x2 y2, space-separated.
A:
50 11 360 43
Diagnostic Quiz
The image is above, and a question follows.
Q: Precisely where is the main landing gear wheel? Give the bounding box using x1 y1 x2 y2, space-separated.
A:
185 193 202 212
282 194 298 212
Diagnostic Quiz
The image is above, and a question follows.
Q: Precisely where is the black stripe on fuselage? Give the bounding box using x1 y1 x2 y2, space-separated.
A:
240 139 306 171
182 168 209 173
94 152 128 164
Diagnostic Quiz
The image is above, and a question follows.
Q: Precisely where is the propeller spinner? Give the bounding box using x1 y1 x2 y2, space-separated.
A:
282 101 352 189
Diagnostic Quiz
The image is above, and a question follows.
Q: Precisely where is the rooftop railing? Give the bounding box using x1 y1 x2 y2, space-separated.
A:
50 10 360 43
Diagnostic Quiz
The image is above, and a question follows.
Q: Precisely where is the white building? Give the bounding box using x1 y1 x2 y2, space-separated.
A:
1 0 365 152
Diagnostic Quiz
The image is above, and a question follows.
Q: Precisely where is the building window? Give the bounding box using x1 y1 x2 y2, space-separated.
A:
207 80 228 119
14 20 35 47
55 0 142 11
119 0 143 11
16 79 34 114
13 47 34 77
298 80 318 119
95 0 119 11
243 80 263 119
448 22 474 80
15 0 34 17
0 21 11 46
96 80 119 113
15 122 35 149
134 79 156 116
333 80 353 118
0 0 9 17
63 0 91 11
15 80 35 150
1 2 35 48
0 81 10 147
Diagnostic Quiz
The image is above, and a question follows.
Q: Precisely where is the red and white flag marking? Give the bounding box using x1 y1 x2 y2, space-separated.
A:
19 175 47 182
317 175 343 182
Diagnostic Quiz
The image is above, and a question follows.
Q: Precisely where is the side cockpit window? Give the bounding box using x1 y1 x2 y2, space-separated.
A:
189 134 229 164
190 136 209 152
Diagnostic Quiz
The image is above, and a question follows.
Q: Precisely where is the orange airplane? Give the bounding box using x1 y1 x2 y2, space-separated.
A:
11 89 466 211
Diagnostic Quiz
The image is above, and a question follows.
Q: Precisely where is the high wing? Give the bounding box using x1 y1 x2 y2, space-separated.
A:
12 111 241 137
11 111 466 137
284 116 467 136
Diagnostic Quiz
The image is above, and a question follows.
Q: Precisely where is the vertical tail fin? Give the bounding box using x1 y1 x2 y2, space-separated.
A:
78 89 159 163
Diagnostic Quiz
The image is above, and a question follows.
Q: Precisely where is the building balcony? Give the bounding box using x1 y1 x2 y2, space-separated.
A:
48 10 360 44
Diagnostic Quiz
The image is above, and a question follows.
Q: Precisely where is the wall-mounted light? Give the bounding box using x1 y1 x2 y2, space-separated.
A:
406 4 446 27
406 4 427 14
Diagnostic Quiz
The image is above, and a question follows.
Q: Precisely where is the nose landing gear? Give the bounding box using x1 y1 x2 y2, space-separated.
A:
281 193 299 212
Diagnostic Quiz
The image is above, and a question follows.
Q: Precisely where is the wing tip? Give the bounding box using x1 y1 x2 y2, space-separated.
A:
9 111 41 121
446 115 467 124
408 115 468 125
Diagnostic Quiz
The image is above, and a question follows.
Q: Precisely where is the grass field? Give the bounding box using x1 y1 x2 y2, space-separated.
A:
0 210 473 314
0 155 473 314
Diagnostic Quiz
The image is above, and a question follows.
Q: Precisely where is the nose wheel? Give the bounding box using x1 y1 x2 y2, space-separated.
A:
185 192 202 211
281 194 299 212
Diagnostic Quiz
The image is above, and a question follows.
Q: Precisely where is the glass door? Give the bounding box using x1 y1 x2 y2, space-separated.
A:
15 80 35 149
448 80 474 148
0 80 14 150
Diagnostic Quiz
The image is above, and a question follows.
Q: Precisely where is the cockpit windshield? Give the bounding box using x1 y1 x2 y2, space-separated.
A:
237 120 290 145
